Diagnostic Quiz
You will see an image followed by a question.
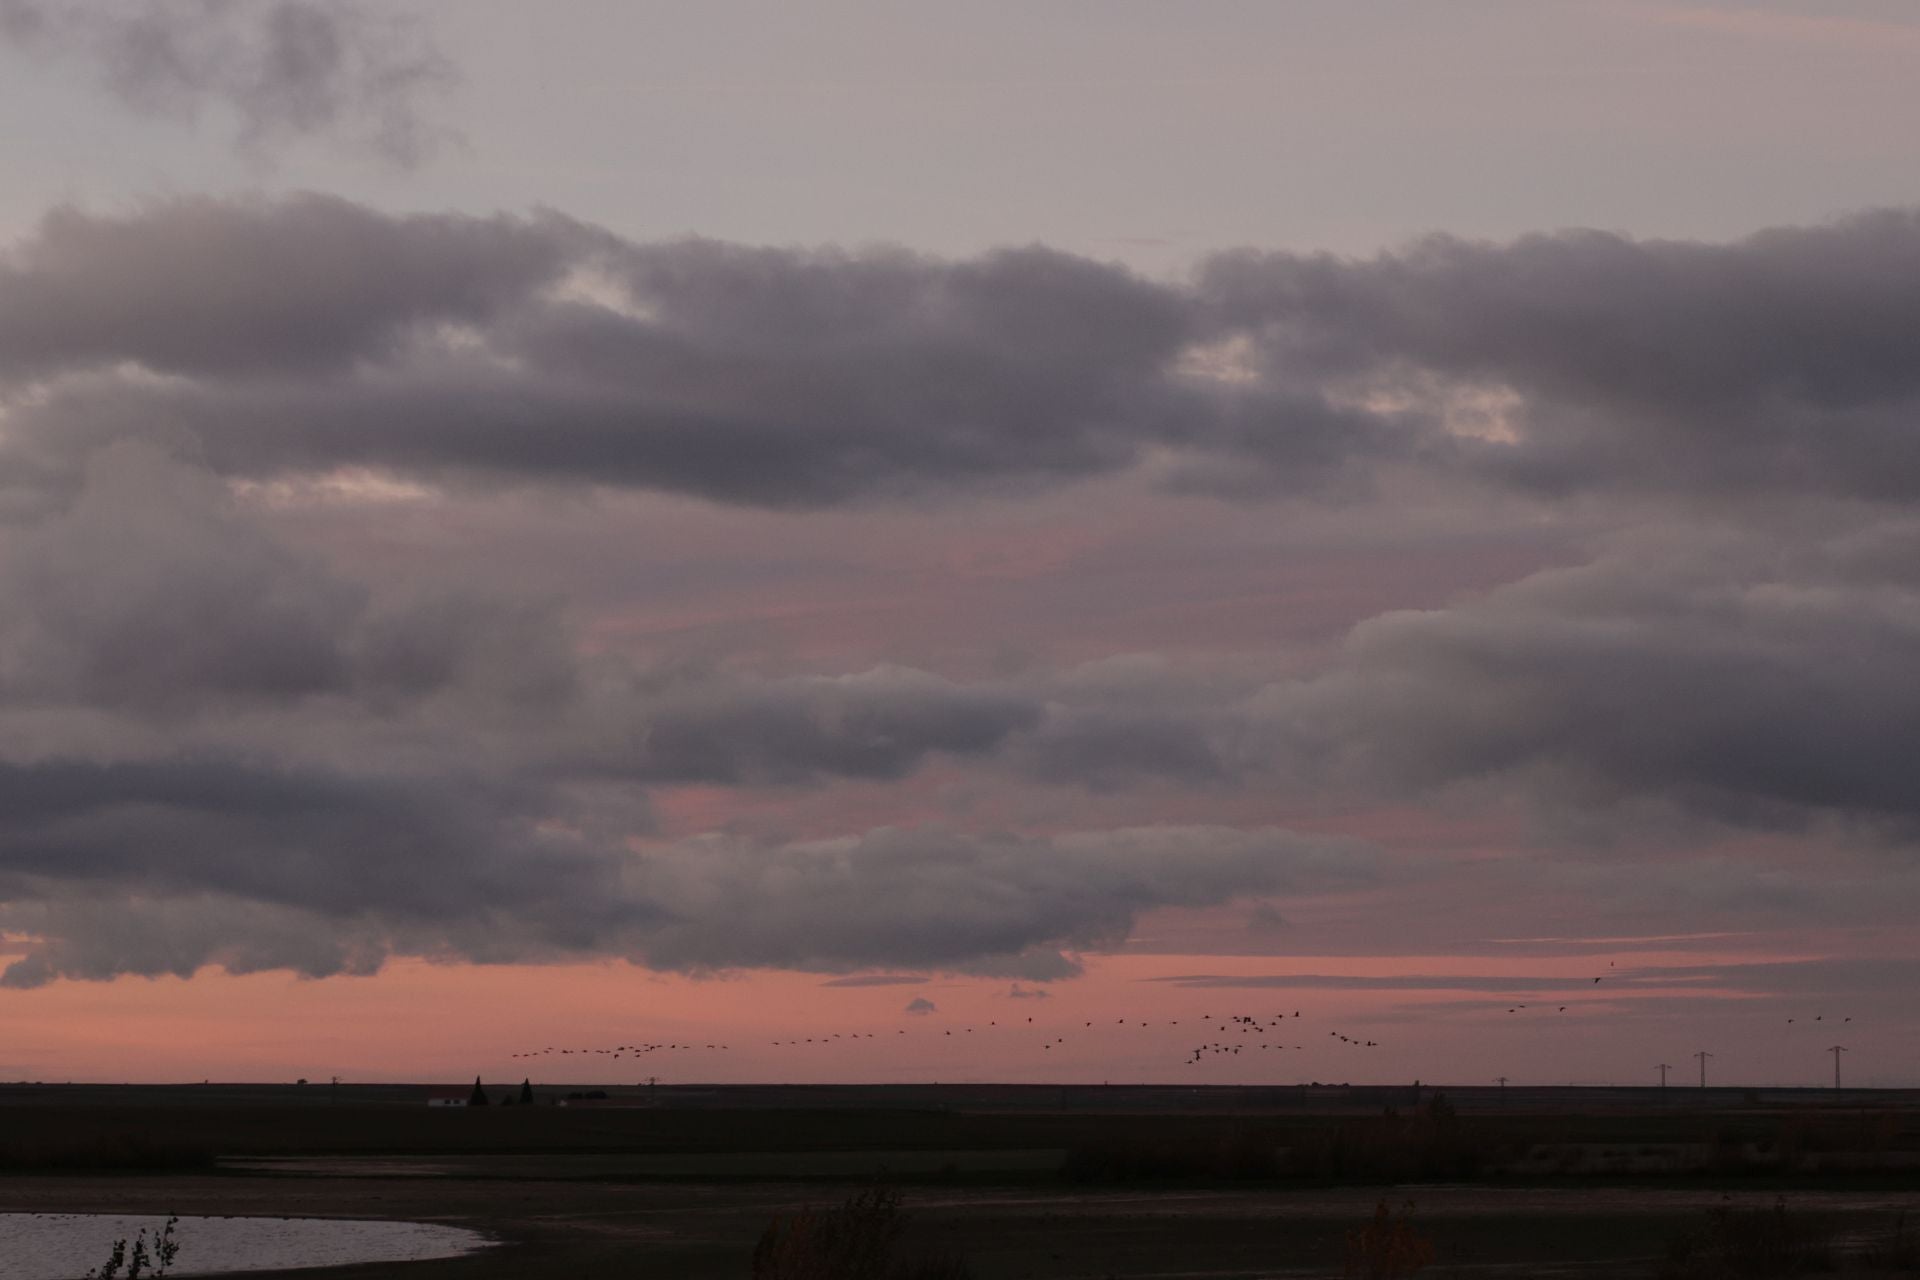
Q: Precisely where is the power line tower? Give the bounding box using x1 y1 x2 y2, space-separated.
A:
1828 1045 1846 1090
1657 1062 1672 1089
1694 1050 1712 1087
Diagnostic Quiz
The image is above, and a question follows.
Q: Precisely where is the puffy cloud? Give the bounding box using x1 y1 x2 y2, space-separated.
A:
1200 210 1920 504
0 444 578 719
0 448 1024 781
904 997 937 1015
0 197 1409 510
0 446 1380 986
9 200 1920 514
7 196 1920 991
0 0 454 165
622 825 1371 977
1250 520 1920 837
0 195 582 382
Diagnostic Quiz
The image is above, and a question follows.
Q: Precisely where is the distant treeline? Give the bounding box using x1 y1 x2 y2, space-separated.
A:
1061 1094 1920 1185
0 1092 1914 1184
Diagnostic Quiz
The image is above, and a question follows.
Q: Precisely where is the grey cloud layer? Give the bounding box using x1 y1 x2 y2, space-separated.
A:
0 198 578 382
0 448 1378 983
1014 523 1920 841
9 198 1920 510
1250 522 1920 836
1204 211 1920 502
0 1 453 165
0 446 578 718
7 198 1920 983
0 196 1405 508
0 815 1369 987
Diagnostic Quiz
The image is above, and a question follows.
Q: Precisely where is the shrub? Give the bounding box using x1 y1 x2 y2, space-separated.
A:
752 1186 970 1280
1344 1200 1435 1280
1863 1210 1919 1273
1661 1198 1835 1279
85 1215 180 1279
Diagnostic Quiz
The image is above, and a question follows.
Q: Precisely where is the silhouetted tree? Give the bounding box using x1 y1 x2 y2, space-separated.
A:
519 1078 534 1105
467 1076 490 1107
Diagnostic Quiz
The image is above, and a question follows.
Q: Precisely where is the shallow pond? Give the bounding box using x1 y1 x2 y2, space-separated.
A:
0 1212 492 1279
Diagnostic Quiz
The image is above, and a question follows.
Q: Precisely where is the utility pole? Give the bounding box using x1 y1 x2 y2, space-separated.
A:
1695 1050 1712 1088
1657 1063 1672 1089
1495 1075 1508 1104
1828 1045 1846 1090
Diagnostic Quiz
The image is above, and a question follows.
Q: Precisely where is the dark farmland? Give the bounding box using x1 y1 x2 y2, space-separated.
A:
2 1083 1919 1278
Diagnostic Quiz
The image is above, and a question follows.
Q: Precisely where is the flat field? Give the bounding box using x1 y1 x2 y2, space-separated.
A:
2 1084 1917 1278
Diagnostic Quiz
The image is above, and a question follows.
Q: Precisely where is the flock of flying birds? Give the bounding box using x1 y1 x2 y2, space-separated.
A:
509 1009 1384 1070
505 965 1857 1076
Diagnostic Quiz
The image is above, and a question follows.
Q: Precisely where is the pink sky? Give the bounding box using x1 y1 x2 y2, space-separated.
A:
2 3 1919 1088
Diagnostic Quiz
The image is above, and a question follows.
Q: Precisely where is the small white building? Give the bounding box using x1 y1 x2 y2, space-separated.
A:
425 1089 469 1107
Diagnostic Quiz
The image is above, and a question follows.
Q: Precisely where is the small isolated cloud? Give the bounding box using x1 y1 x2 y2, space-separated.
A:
1247 903 1288 933
904 997 937 1015
819 974 927 988
1151 973 1589 992
1006 983 1050 999
0 0 455 167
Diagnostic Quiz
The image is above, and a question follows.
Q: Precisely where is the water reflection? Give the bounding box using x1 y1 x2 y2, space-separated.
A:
0 1212 492 1279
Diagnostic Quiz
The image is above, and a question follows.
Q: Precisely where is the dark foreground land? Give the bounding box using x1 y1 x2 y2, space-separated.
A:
3 1082 1919 1278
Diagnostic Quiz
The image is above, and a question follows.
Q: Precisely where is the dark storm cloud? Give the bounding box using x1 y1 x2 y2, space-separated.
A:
0 0 454 165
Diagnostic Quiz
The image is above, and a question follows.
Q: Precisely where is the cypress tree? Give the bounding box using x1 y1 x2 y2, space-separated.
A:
468 1076 490 1107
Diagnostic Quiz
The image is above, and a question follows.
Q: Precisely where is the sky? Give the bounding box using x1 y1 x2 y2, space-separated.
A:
1 0 1919 1089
